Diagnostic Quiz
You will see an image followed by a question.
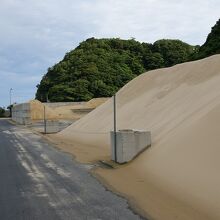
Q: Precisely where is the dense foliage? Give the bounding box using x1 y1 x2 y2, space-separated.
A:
0 107 5 118
195 18 220 59
36 38 195 102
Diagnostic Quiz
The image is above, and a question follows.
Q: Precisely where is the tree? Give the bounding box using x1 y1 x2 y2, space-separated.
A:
0 107 5 118
48 85 75 102
36 38 194 102
152 39 194 66
195 18 220 59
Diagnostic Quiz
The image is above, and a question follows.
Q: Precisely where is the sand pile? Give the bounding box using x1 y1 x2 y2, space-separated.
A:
30 98 109 121
30 100 78 120
56 55 220 220
85 98 109 108
30 100 59 120
50 104 84 120
53 98 109 119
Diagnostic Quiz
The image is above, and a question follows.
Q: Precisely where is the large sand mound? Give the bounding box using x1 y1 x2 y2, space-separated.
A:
53 98 109 119
56 55 220 219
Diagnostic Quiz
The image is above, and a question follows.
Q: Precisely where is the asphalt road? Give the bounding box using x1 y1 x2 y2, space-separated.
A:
0 119 142 220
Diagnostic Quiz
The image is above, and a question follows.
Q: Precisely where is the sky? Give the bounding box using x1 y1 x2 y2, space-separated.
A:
0 0 219 107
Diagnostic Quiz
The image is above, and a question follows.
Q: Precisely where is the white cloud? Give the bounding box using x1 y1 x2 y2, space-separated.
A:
0 70 40 106
79 0 219 45
0 71 40 84
0 0 219 106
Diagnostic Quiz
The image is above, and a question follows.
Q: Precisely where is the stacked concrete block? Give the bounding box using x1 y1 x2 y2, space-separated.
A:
12 103 31 125
111 130 151 163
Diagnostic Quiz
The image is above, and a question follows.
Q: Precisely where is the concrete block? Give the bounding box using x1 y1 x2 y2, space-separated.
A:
12 103 31 125
43 120 71 133
111 129 151 163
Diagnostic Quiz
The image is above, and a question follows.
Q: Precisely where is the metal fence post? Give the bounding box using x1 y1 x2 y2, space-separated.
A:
44 105 46 134
113 94 117 162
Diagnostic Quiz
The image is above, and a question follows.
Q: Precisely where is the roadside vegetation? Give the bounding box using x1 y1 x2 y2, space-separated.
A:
0 107 6 118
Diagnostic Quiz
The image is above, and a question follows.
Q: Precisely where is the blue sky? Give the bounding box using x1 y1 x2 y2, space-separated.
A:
0 0 219 107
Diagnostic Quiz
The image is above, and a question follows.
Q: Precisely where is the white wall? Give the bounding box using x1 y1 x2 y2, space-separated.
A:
12 103 31 125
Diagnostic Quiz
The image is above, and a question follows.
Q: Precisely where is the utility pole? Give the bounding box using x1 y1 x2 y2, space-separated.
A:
9 88 13 117
113 94 117 162
10 88 13 106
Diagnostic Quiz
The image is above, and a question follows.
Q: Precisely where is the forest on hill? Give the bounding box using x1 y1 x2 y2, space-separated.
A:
195 19 220 59
36 19 220 102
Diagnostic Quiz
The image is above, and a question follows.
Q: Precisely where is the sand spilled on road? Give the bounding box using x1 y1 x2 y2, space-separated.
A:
54 55 220 219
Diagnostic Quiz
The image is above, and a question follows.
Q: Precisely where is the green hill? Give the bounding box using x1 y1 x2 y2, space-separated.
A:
36 38 195 102
195 18 220 59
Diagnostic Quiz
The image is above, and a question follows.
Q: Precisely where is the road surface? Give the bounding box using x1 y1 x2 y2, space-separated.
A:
0 119 142 220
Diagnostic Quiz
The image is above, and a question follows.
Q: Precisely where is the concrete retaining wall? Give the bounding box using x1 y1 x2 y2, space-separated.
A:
28 120 74 133
12 100 58 124
111 130 151 163
12 103 31 125
11 98 109 125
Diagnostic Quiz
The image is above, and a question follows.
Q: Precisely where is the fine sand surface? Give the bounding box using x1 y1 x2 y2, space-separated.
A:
54 55 220 220
29 98 109 121
52 98 110 119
